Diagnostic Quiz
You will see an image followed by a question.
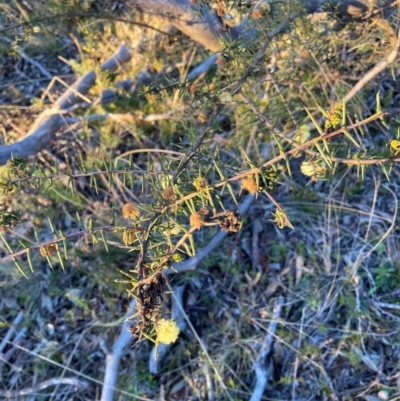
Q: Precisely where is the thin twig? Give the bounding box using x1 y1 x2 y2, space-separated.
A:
249 296 284 401
374 301 400 310
204 358 215 401
0 327 27 374
15 47 53 79
239 91 394 167
172 106 219 182
0 377 89 397
64 108 184 124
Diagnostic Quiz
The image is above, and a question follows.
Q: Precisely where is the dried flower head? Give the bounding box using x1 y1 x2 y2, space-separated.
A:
252 9 262 19
193 177 208 191
156 319 180 344
271 209 293 229
217 210 242 233
122 230 136 245
190 212 204 230
40 243 57 257
241 175 258 195
122 203 140 220
161 186 176 201
189 85 197 94
189 208 209 231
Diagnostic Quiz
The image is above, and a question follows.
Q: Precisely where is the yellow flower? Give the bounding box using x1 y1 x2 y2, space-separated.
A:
122 203 140 220
325 104 343 130
156 319 180 344
241 175 258 194
390 139 400 155
300 160 317 177
301 160 326 179
271 209 293 229
172 253 184 263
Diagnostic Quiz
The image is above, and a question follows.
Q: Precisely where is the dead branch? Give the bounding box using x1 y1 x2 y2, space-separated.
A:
130 0 239 52
64 107 185 124
0 311 24 354
0 377 89 398
249 295 284 401
0 45 132 165
343 22 400 103
100 298 137 401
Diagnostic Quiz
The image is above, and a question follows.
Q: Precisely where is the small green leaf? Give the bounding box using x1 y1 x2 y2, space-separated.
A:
305 107 324 134
100 230 109 252
342 129 360 148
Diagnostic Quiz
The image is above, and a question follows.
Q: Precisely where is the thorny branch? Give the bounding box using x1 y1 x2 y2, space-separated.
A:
135 107 220 327
0 111 393 267
0 225 143 263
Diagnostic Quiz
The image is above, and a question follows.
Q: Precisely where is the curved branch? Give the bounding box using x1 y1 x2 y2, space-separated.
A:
131 0 238 52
